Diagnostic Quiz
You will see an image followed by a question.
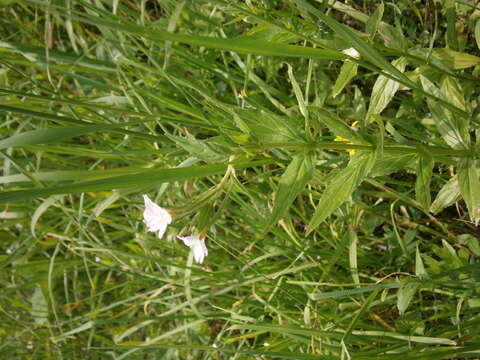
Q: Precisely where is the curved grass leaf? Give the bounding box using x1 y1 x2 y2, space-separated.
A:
72 10 344 61
0 159 273 204
0 120 153 150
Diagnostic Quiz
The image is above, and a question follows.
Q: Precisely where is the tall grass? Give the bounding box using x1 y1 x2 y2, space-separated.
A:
1 0 480 359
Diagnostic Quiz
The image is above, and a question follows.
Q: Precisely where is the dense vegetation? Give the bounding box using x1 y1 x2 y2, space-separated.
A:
1 0 480 358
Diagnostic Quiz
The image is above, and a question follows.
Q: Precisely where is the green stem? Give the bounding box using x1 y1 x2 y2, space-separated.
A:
243 142 474 157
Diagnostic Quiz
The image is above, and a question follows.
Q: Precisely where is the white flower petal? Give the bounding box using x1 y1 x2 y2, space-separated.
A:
342 47 361 59
193 238 208 264
157 222 168 239
143 194 172 238
178 235 208 264
201 238 208 257
177 235 198 248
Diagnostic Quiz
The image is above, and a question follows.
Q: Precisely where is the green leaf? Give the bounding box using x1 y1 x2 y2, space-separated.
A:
420 75 469 150
316 108 367 144
333 1 409 50
167 135 229 163
370 151 416 177
75 10 343 61
332 60 358 98
457 158 480 225
30 285 48 325
240 109 303 143
441 76 467 111
0 159 273 204
445 0 458 51
31 195 63 237
466 236 480 256
0 41 116 72
308 282 400 300
266 154 315 231
397 280 420 316
294 0 415 87
367 57 408 122
432 48 480 70
306 153 374 234
365 2 384 37
475 19 480 50
0 120 153 150
415 247 428 279
0 167 146 185
51 321 93 342
415 152 434 210
348 227 359 285
286 63 309 119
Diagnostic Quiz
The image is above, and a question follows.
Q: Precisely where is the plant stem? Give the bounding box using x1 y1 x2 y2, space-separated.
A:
243 142 474 157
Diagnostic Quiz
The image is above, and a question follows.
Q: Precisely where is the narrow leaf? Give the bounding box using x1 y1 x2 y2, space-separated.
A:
415 152 435 210
367 57 407 121
365 3 384 37
74 12 343 61
287 64 309 119
266 154 315 231
420 75 469 150
0 159 273 204
332 60 358 98
30 285 48 325
294 0 415 87
430 175 461 214
167 135 228 163
432 48 480 70
317 108 366 144
475 19 480 50
415 247 428 279
397 280 420 316
457 158 480 225
307 153 374 234
0 120 153 150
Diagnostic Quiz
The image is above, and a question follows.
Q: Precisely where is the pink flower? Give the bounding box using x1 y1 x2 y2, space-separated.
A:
143 194 172 239
177 235 208 264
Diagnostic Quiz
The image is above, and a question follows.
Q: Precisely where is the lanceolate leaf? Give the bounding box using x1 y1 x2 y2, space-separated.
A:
476 19 480 50
420 75 469 150
430 175 461 214
266 154 315 231
397 280 420 316
167 135 228 163
415 152 435 210
332 60 358 98
457 158 480 225
306 153 375 234
317 108 367 144
365 3 384 37
367 57 408 122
